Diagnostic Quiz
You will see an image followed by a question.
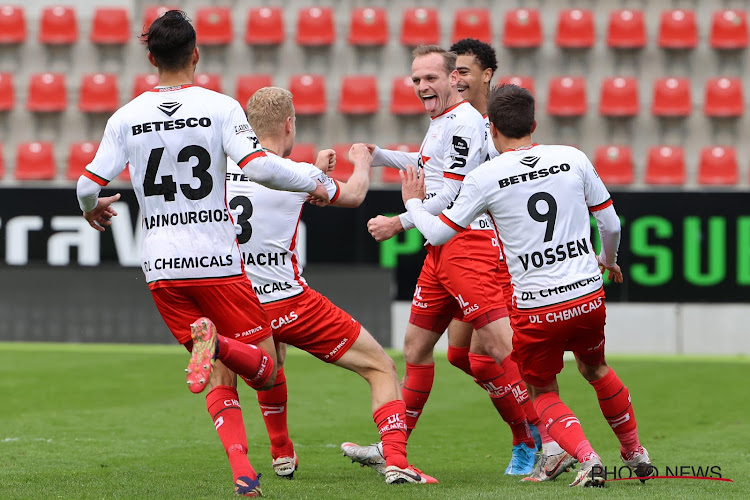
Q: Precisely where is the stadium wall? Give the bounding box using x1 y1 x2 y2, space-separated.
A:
1 188 748 354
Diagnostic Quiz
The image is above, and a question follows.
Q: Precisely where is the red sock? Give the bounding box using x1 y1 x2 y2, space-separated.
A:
401 363 434 437
374 400 408 468
216 336 274 389
206 385 256 482
256 367 293 459
501 358 540 425
590 368 641 454
469 353 534 448
446 345 473 376
534 392 597 462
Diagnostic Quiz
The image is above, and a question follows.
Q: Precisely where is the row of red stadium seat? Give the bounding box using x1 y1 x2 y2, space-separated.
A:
0 5 747 49
2 72 743 118
0 141 742 187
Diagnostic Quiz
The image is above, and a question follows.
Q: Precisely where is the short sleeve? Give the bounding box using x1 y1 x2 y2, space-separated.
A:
439 173 488 231
442 121 486 181
222 99 266 168
84 115 128 185
303 162 339 201
582 154 613 211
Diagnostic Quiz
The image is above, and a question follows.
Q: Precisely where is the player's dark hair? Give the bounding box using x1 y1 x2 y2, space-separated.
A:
412 44 457 75
487 84 535 139
140 10 196 71
449 38 498 76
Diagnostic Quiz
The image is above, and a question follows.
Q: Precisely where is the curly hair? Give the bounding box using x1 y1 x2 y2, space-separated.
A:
449 38 498 74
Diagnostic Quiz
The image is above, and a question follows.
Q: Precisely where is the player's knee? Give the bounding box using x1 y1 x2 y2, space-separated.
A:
576 358 609 382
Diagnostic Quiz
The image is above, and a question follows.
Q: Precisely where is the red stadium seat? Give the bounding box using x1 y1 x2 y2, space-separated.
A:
27 73 67 112
141 5 178 32
0 5 26 44
452 8 491 44
39 6 77 45
296 7 335 46
235 74 273 108
132 73 159 98
348 7 388 46
390 76 423 116
381 143 419 183
652 77 691 117
401 8 440 46
194 73 222 93
710 10 748 49
245 7 284 45
15 141 56 180
607 9 646 49
0 73 14 111
496 75 536 96
599 77 639 117
289 74 327 115
329 144 354 181
547 76 587 117
658 10 697 49
287 143 317 164
195 7 233 46
90 7 130 45
339 75 379 115
593 145 634 185
79 73 119 113
556 9 595 49
66 141 98 180
502 8 542 48
645 146 685 185
698 146 738 185
704 77 744 117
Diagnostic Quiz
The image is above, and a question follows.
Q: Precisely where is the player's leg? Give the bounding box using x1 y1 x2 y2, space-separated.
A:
471 318 537 474
151 285 266 497
254 341 297 478
446 319 473 375
512 299 603 487
575 356 654 480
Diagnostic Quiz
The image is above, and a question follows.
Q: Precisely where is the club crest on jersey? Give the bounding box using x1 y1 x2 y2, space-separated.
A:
157 101 182 117
520 156 541 168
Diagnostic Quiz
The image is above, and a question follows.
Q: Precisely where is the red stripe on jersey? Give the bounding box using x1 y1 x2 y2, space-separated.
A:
83 169 109 186
431 100 469 119
288 207 308 290
444 172 464 181
237 150 266 169
504 143 539 152
439 213 466 233
330 179 341 203
589 198 613 212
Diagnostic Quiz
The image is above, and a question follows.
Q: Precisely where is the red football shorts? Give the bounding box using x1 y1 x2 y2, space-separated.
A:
262 288 361 363
151 278 272 346
410 229 508 333
510 288 607 388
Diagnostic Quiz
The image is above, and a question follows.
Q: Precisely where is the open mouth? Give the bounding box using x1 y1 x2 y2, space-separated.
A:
421 94 437 112
457 85 467 94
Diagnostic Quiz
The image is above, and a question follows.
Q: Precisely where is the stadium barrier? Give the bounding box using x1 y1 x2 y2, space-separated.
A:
1 188 748 352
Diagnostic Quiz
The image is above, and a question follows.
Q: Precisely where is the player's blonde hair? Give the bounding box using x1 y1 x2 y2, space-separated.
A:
412 45 457 75
245 87 294 139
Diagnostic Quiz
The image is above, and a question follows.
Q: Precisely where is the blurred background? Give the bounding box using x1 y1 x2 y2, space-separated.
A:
0 0 748 356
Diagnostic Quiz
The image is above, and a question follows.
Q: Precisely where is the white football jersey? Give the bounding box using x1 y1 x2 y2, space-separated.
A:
440 144 613 309
483 115 500 160
417 100 491 230
226 154 339 303
83 85 266 287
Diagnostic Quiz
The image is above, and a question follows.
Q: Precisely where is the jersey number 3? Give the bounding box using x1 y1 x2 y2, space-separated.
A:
527 192 557 242
144 146 213 201
229 195 253 244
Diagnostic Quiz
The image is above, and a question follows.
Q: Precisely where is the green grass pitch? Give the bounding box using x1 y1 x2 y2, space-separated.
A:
1 342 748 499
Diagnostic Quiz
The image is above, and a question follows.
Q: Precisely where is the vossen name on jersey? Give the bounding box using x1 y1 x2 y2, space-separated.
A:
499 163 571 189
132 117 212 136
